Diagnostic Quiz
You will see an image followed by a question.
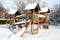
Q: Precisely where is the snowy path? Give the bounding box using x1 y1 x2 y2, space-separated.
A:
0 25 60 40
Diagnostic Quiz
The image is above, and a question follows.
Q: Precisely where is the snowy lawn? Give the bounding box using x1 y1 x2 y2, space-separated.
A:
0 28 13 40
0 25 60 40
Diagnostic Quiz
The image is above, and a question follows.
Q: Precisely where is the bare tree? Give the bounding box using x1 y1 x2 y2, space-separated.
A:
42 1 47 7
14 0 25 12
26 0 40 4
0 2 3 9
50 4 60 25
14 0 40 13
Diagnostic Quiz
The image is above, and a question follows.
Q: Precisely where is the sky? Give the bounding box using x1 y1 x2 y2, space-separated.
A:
41 0 60 8
0 0 17 9
0 0 60 9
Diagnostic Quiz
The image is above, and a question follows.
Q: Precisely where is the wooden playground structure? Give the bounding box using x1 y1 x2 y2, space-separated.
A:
24 3 40 34
24 3 50 34
39 7 50 29
8 3 50 37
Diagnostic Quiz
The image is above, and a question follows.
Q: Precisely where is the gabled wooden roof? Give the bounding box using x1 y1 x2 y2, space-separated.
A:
25 3 37 10
8 9 17 14
39 7 50 13
25 3 40 10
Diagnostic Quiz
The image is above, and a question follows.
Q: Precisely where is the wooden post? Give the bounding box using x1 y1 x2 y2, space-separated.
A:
31 9 39 34
37 11 39 32
25 10 28 25
14 14 16 23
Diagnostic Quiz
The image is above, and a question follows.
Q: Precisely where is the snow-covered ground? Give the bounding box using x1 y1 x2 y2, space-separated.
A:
0 28 13 40
0 25 60 40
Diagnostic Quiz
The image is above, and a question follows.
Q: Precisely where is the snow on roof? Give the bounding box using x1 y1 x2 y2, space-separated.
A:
14 20 26 24
8 9 17 14
39 7 49 13
25 3 37 10
14 19 31 24
39 15 45 17
16 14 26 18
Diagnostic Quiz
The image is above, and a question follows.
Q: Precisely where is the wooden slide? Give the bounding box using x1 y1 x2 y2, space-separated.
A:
16 19 31 37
